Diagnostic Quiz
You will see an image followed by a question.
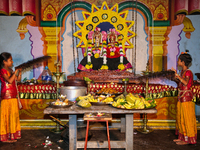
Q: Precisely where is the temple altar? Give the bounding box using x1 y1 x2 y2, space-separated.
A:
18 82 200 129
0 0 200 129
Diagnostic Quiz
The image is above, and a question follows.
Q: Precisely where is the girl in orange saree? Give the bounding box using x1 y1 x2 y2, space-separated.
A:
172 50 197 145
0 52 22 143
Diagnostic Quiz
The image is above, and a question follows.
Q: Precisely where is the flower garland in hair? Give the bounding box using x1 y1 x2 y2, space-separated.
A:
181 49 190 55
118 34 125 70
100 31 108 70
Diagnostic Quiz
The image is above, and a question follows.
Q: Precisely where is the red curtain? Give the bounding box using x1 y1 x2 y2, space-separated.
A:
0 0 35 16
0 0 9 15
1 0 200 16
22 0 35 15
9 0 22 15
188 0 200 14
175 0 200 15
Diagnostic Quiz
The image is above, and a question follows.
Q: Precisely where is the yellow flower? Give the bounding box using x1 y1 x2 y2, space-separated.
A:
84 52 87 57
118 34 123 40
100 65 108 70
110 51 115 56
85 64 93 69
94 53 100 58
118 64 125 70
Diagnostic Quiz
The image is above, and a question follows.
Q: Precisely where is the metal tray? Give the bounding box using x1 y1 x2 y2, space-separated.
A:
49 101 74 108
95 93 122 97
110 104 155 110
90 102 112 105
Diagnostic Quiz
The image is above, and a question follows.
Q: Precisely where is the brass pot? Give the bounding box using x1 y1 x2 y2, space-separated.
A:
60 86 87 101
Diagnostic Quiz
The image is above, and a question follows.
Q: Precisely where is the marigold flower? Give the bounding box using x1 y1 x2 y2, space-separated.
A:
100 65 108 70
85 64 93 69
118 64 125 70
110 51 115 56
94 53 100 58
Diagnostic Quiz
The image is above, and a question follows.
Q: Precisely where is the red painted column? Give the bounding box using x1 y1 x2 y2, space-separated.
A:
9 0 22 15
174 0 188 14
22 0 35 15
0 0 9 15
188 0 200 14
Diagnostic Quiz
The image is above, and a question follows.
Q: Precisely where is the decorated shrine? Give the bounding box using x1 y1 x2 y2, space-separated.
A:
73 2 135 71
0 0 200 130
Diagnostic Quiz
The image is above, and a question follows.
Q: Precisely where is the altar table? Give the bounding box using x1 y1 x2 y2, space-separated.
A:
44 104 157 150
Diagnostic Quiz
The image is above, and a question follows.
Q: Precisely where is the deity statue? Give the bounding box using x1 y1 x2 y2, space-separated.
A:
91 27 102 58
106 28 120 58
77 27 132 71
77 27 105 71
106 28 132 71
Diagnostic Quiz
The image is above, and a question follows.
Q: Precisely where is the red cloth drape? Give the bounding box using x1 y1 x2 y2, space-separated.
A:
0 0 35 16
9 0 22 15
188 0 200 14
22 0 35 15
0 0 9 15
175 0 200 15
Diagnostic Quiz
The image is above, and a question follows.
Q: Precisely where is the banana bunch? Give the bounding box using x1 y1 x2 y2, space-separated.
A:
112 98 126 108
76 95 88 102
115 94 125 100
112 93 156 109
145 98 157 108
134 98 145 109
76 94 95 107
76 94 95 102
89 97 98 102
126 93 157 109
101 97 114 103
77 99 91 108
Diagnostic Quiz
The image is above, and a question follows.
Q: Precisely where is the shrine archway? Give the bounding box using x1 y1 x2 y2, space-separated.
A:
58 1 153 75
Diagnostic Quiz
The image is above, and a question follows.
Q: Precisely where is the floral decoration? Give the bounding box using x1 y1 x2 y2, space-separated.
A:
118 63 125 70
100 64 108 70
110 51 115 56
118 34 124 64
85 63 93 69
94 53 100 58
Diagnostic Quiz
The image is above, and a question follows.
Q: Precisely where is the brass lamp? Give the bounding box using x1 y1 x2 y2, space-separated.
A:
51 61 64 133
137 61 154 134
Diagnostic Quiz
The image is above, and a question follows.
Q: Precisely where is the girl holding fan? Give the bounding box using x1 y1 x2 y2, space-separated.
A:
172 50 197 145
0 52 22 143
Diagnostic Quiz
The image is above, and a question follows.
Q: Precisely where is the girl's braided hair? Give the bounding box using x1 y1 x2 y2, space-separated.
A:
179 50 192 67
0 52 12 69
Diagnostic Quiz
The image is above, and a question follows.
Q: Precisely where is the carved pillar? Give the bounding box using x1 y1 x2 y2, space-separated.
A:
149 27 168 72
163 26 172 71
41 27 60 72
145 26 153 71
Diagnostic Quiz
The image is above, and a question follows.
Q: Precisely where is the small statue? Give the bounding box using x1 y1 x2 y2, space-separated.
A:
107 28 120 58
77 28 132 71
92 27 102 58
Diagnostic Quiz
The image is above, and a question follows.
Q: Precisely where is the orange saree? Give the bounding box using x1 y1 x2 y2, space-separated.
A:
0 68 21 141
175 69 197 144
0 98 21 141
